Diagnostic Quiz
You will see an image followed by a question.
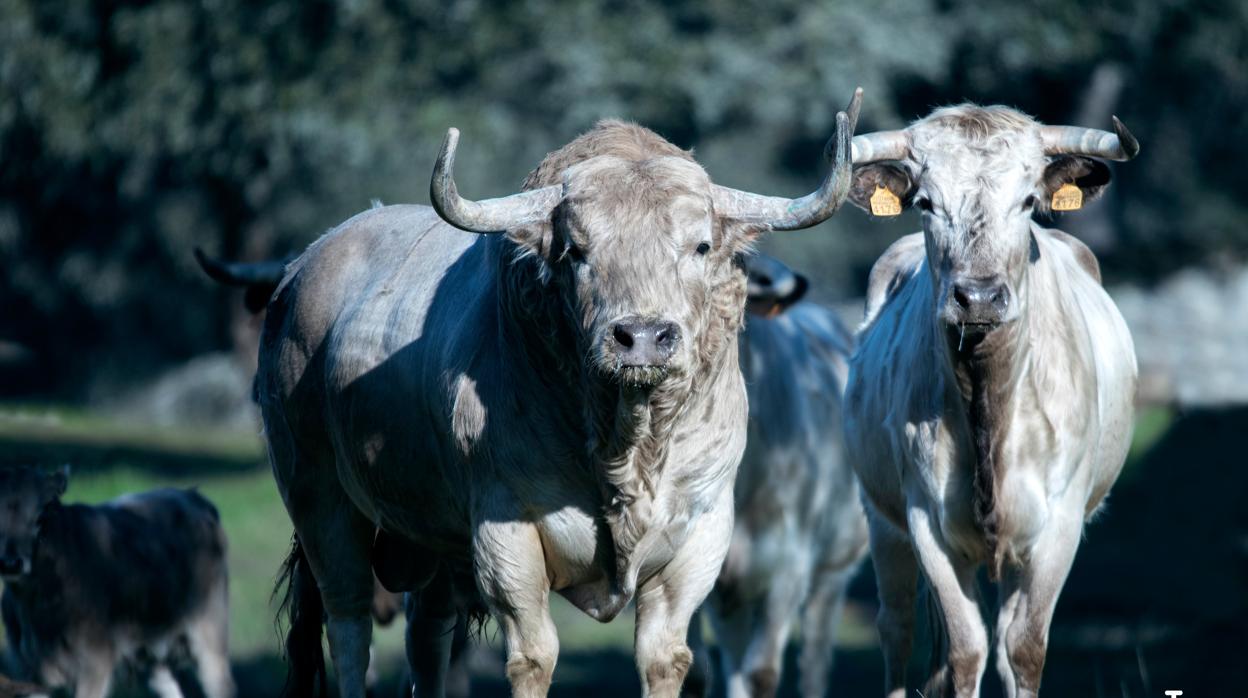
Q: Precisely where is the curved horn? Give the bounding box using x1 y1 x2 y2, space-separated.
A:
193 248 289 287
850 130 909 164
430 128 563 234
712 88 862 231
1040 116 1139 161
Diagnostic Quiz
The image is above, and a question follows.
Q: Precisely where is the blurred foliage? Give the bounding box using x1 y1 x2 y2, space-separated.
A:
0 0 1244 398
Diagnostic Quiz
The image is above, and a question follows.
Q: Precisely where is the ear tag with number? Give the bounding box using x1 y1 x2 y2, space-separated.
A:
1051 183 1083 211
869 186 902 216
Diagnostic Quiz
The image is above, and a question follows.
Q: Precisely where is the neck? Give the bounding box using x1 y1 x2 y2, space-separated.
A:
938 281 1030 581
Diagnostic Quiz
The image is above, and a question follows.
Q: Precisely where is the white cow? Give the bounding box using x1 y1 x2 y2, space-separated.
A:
701 254 868 698
843 105 1139 697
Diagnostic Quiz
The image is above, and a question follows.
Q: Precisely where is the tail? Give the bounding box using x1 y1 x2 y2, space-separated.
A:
921 581 951 698
274 536 328 698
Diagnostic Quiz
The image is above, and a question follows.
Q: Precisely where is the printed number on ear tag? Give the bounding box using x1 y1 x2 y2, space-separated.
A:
1051 183 1083 211
869 186 902 217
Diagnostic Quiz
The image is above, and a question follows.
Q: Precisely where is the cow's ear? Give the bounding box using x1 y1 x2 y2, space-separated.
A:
505 222 556 260
1041 156 1112 213
848 164 915 215
42 465 69 502
720 217 766 256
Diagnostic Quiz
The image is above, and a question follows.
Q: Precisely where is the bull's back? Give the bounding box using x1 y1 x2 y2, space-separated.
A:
257 204 495 537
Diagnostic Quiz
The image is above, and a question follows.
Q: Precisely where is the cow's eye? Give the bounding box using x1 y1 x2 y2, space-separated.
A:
1022 195 1036 211
917 197 934 213
695 242 711 256
564 243 584 263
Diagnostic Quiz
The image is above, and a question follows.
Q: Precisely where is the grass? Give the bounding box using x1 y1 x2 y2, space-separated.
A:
0 401 1221 696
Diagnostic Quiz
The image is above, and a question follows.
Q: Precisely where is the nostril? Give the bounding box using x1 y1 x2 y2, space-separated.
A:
655 324 678 350
612 325 635 349
953 287 971 310
756 275 772 288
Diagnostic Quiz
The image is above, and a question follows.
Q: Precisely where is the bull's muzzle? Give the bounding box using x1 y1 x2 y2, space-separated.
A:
605 316 682 386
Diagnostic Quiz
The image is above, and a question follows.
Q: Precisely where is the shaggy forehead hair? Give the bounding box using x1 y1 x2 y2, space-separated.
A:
908 105 1045 192
522 119 699 190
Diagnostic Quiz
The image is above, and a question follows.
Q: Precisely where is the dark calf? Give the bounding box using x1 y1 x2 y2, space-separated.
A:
0 466 234 698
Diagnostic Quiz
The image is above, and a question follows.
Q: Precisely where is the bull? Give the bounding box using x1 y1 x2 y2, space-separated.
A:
842 106 1139 697
257 91 862 698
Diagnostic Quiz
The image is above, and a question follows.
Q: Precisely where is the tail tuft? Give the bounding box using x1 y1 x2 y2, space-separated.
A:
274 536 328 698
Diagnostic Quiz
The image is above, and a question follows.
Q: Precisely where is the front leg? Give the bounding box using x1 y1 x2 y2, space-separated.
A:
474 502 558 698
999 508 1084 698
907 505 989 698
635 495 733 698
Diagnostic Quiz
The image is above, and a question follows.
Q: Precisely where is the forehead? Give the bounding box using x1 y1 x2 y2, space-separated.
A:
908 109 1045 198
562 156 712 230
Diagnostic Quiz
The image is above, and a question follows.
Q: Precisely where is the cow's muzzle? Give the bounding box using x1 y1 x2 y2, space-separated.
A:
605 316 681 386
946 277 1012 328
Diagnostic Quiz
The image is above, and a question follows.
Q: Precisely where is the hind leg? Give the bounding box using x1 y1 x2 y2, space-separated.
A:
187 578 236 698
681 610 711 698
275 469 377 695
798 566 856 698
406 565 459 698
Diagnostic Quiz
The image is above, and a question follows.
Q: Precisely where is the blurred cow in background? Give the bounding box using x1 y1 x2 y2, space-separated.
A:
845 108 1139 697
0 466 234 698
693 255 868 698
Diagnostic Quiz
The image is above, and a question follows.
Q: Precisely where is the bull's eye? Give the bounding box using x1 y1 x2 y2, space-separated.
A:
695 242 711 256
1022 195 1036 211
564 243 584 263
917 197 934 213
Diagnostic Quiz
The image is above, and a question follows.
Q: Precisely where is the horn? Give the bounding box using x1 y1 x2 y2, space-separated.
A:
712 88 862 231
850 130 909 164
193 248 288 287
430 128 563 234
1040 116 1139 161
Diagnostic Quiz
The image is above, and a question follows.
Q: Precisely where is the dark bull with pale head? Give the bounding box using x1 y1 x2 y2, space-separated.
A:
260 91 863 698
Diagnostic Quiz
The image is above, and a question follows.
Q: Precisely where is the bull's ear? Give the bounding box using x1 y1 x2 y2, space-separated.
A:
505 222 555 260
720 218 767 256
1041 156 1112 213
848 164 914 215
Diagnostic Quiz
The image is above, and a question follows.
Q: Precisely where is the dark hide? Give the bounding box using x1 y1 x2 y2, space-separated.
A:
1 473 228 691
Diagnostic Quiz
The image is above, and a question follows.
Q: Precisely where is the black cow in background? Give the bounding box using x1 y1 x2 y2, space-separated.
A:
0 466 234 698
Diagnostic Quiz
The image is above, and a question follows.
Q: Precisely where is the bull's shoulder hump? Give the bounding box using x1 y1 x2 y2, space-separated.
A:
1040 228 1102 285
864 232 925 320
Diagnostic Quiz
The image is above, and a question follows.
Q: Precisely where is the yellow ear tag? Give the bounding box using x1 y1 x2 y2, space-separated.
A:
869 186 902 217
1051 183 1083 211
